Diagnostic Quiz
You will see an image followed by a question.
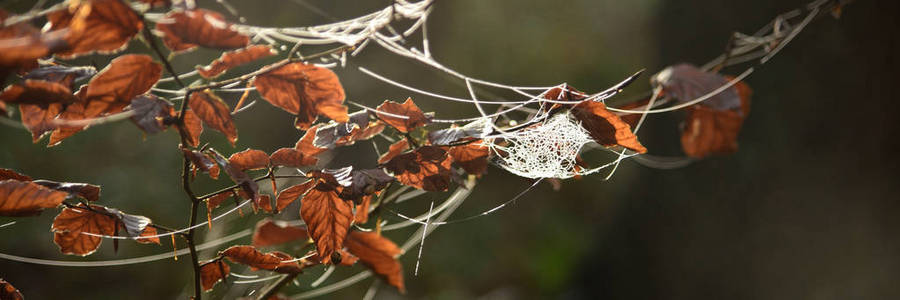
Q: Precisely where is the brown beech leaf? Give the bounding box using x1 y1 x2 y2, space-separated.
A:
681 106 743 157
0 179 68 216
0 10 54 75
313 111 384 148
0 278 24 300
32 180 101 202
377 139 410 164
0 168 32 181
354 195 372 224
46 0 142 58
190 90 237 145
199 259 230 291
183 109 203 147
222 245 302 274
382 146 453 192
296 124 328 156
254 62 348 130
228 149 270 171
275 180 315 212
197 45 276 78
254 194 273 213
300 179 353 264
571 100 647 153
129 94 174 135
448 140 490 176
51 204 117 256
155 9 249 52
252 218 309 247
345 231 405 293
137 226 160 245
82 54 162 117
375 98 429 133
19 103 61 142
24 65 97 90
0 80 79 107
206 189 236 211
269 148 317 168
47 101 88 146
183 149 220 180
208 149 259 207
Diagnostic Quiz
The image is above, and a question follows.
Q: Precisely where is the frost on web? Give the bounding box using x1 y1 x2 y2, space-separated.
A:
488 113 594 179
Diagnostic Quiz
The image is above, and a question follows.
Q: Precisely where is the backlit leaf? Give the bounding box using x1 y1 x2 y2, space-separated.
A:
448 140 490 176
254 62 348 130
651 64 745 112
252 218 309 247
0 10 54 76
182 109 203 147
345 231 405 293
51 204 117 256
570 100 647 153
47 0 143 58
197 45 275 78
300 178 353 264
222 245 303 274
18 103 61 142
190 90 237 145
377 139 409 164
0 179 68 216
0 168 32 181
0 80 79 107
155 9 249 52
48 101 88 146
382 146 453 191
182 149 220 180
82 54 162 117
339 169 393 201
228 149 270 171
269 148 317 168
354 195 372 224
199 259 229 291
375 98 429 133
275 180 315 212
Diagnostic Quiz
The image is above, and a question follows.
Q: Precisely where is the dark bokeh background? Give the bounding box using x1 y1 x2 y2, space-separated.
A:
2 0 899 299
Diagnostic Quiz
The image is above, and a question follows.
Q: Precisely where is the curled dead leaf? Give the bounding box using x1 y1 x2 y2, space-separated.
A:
0 179 68 216
382 145 453 192
345 231 405 293
189 90 237 145
197 45 276 78
254 62 348 130
375 98 429 133
47 0 143 58
252 218 309 247
155 9 249 52
199 259 230 291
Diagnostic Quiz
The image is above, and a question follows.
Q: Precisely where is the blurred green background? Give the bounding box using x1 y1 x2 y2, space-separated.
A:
2 0 899 299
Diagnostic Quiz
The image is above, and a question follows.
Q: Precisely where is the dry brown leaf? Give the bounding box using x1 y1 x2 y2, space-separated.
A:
252 218 309 247
189 90 237 146
155 9 249 52
81 54 161 118
228 148 270 171
448 141 490 176
345 231 405 293
382 146 453 192
197 45 275 78
0 80 78 107
47 0 143 58
300 180 353 264
375 98 429 133
254 62 348 130
182 109 203 147
199 259 230 291
274 180 315 212
571 100 647 153
222 245 303 274
0 179 68 216
51 204 117 256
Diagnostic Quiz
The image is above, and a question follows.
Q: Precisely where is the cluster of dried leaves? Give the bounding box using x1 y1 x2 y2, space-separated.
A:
0 0 755 298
